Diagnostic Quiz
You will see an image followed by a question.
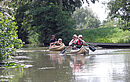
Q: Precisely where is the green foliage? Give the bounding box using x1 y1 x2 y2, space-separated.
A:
108 0 130 30
3 0 98 45
84 17 101 28
5 62 24 68
0 12 23 60
38 0 98 13
8 0 97 15
78 27 130 43
13 2 76 45
30 4 76 45
72 7 100 29
102 19 117 28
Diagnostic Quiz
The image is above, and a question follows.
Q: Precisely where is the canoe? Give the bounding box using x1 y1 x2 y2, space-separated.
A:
68 46 89 55
49 43 65 51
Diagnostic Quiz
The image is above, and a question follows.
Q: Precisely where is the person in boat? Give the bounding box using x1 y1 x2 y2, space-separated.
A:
55 38 63 46
69 34 78 49
50 35 57 46
76 35 85 49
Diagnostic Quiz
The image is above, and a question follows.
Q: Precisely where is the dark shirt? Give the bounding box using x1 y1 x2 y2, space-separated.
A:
50 38 57 43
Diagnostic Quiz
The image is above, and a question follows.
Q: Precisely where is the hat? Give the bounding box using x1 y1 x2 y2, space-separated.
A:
73 34 77 37
58 38 62 41
78 35 83 38
51 35 55 37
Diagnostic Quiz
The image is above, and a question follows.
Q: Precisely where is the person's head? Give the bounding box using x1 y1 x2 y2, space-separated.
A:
51 35 55 39
78 35 83 39
58 38 62 43
73 34 77 39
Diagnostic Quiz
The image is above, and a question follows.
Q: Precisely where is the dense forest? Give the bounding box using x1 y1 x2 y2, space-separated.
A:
0 0 130 60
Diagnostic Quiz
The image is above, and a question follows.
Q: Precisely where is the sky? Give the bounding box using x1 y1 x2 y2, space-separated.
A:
82 0 110 22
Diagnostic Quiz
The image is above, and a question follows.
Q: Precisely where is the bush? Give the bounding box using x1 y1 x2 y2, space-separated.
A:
0 12 23 60
78 27 130 43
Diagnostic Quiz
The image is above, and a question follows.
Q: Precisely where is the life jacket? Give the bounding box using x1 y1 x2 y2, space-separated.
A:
77 39 83 47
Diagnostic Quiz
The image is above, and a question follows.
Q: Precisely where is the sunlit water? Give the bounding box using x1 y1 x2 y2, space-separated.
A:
0 47 130 82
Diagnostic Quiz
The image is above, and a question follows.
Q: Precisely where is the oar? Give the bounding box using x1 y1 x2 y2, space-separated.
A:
84 43 96 52
59 46 70 55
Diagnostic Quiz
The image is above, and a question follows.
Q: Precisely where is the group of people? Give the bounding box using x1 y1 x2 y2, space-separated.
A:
50 34 86 50
50 35 63 46
69 34 86 49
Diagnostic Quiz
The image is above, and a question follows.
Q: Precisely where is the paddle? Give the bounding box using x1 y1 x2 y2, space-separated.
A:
84 43 96 52
59 46 71 55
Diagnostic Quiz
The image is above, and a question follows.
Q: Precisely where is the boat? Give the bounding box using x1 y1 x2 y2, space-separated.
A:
49 43 65 51
67 46 89 56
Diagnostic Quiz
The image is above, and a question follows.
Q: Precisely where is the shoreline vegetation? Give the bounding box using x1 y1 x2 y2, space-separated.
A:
78 27 130 44
23 26 130 47
0 12 23 60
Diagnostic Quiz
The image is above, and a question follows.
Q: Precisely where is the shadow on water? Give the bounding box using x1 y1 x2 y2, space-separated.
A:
0 47 130 82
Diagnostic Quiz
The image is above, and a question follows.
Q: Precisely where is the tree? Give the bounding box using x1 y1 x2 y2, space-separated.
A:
84 17 101 28
7 0 98 14
29 3 76 45
72 7 100 29
6 1 76 45
2 0 99 45
107 0 130 30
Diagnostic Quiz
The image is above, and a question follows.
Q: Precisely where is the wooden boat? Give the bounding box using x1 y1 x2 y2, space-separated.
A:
49 43 65 51
68 46 89 55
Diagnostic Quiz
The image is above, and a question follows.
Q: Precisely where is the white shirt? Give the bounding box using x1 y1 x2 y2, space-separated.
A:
69 39 78 46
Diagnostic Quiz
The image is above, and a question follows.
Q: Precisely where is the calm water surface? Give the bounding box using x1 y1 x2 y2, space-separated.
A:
0 47 130 82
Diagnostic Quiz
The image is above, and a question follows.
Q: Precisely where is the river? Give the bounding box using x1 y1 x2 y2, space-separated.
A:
0 47 130 82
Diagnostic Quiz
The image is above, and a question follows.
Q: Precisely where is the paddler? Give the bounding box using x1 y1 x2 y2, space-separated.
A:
76 35 85 49
69 34 78 49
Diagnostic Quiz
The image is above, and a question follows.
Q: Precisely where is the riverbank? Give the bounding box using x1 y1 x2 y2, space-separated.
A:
89 43 130 48
78 27 130 43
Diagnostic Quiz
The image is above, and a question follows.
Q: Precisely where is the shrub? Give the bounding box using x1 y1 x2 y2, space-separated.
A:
0 12 23 60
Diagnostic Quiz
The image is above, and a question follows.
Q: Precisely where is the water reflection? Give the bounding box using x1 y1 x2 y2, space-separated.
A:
0 67 24 82
0 48 130 82
50 54 65 66
69 55 86 72
17 52 73 82
71 54 130 82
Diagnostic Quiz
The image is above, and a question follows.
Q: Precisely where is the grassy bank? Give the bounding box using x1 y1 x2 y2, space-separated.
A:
78 27 130 43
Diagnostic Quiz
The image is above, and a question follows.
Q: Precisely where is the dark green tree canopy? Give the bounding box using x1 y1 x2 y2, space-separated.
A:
8 1 76 45
0 0 99 45
29 4 76 45
2 0 98 14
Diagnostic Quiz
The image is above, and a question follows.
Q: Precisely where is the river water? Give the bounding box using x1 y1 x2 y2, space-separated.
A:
0 47 130 82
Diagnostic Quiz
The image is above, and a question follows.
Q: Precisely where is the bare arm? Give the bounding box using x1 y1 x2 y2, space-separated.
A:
69 39 73 46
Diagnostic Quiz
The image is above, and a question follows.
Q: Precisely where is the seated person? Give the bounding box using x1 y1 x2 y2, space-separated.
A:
76 35 85 49
55 38 63 46
50 35 57 46
69 34 78 46
69 34 78 49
